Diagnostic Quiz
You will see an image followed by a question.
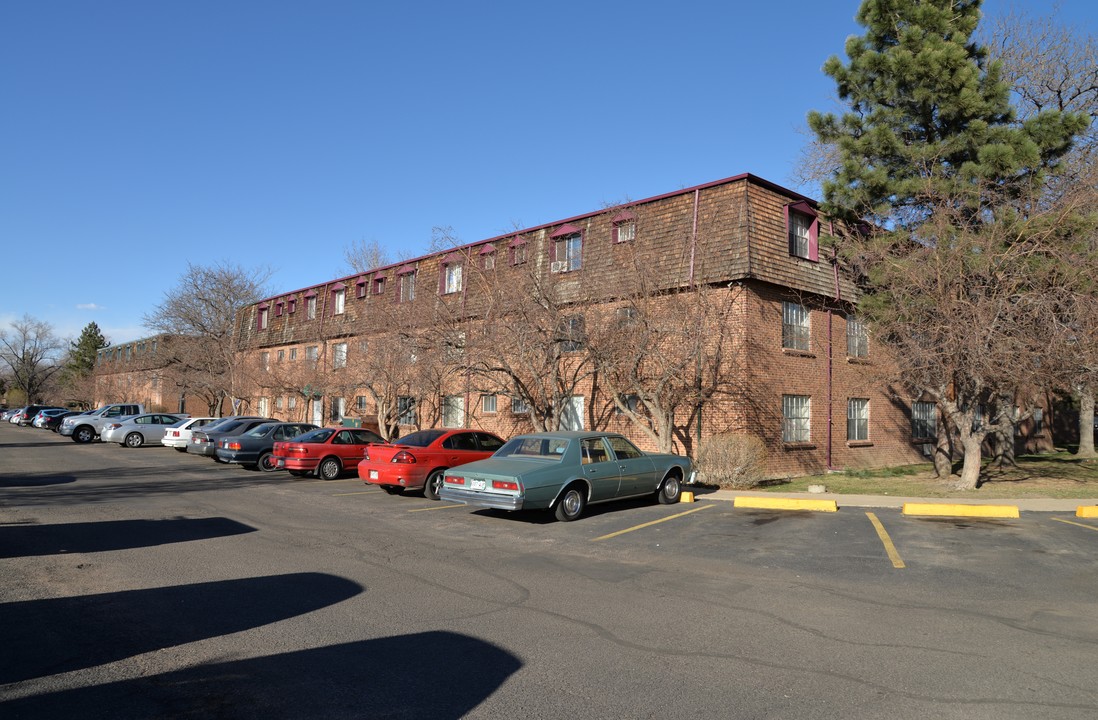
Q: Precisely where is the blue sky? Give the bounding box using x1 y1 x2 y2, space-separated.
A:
2 0 1094 347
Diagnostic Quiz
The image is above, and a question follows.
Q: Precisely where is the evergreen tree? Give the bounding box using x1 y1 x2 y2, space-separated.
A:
808 0 1085 226
807 0 1089 490
67 322 109 377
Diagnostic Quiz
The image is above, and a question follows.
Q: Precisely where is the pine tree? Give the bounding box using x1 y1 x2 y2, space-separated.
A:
807 0 1089 490
808 0 1085 226
68 322 109 377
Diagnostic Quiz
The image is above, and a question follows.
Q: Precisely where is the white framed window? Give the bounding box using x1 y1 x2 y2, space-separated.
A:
306 295 317 320
782 395 811 443
277 349 285 362
258 397 270 416
332 342 347 369
289 347 298 361
782 301 810 351
444 263 463 294
442 395 465 428
305 346 318 367
397 396 416 425
276 396 284 410
847 315 868 358
356 395 368 412
329 396 345 422
482 394 497 413
400 272 416 303
257 307 268 330
847 398 869 441
559 314 585 352
613 220 635 243
333 288 346 315
511 397 529 415
789 212 811 258
510 241 527 266
289 397 297 410
912 401 937 439
261 352 270 372
555 234 583 271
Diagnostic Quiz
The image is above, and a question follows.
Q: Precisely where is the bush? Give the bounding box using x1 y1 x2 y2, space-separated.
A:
695 433 767 489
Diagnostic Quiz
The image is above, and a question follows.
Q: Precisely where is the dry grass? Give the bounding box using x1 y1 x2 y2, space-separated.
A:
754 451 1098 499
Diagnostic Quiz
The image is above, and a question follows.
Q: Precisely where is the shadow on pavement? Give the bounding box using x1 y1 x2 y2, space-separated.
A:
0 517 257 558
1 631 521 719
0 573 362 684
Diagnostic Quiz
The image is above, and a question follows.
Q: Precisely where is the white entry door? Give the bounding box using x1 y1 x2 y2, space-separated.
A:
561 395 584 431
311 398 323 425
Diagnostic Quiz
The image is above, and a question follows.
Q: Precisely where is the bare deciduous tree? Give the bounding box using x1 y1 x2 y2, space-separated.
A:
0 315 65 403
341 237 390 276
143 262 271 416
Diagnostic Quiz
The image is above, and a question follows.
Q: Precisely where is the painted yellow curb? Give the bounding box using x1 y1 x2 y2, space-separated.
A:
681 491 695 503
902 503 1019 518
1076 506 1098 518
733 496 838 512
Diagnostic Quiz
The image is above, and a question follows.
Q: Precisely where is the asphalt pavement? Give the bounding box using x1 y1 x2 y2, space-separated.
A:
697 487 1095 513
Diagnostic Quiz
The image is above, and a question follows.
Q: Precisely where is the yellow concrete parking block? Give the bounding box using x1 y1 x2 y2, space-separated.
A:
1076 506 1098 518
902 503 1019 518
733 496 838 512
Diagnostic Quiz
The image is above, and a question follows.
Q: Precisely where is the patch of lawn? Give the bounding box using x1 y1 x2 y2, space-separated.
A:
753 451 1098 499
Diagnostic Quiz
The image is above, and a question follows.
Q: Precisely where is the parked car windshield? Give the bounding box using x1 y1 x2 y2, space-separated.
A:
495 436 569 460
293 428 335 444
393 429 446 447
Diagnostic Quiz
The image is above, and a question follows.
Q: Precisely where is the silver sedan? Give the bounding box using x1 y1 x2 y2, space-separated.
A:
101 413 187 448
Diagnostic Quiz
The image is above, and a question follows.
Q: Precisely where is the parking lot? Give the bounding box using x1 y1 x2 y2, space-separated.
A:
3 422 1098 719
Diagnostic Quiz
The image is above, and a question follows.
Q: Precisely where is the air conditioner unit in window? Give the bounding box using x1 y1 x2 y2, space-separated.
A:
550 261 566 273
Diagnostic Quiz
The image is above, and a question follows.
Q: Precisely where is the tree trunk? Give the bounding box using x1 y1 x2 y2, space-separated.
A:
956 433 984 490
1077 385 1096 458
933 409 953 478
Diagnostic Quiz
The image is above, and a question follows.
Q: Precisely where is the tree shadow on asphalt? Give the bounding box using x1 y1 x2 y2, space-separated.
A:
0 516 257 558
0 465 292 506
0 631 521 719
0 573 363 685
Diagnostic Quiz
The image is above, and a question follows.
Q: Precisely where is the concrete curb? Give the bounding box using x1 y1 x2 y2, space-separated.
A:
732 496 838 513
901 503 1019 519
695 489 1098 516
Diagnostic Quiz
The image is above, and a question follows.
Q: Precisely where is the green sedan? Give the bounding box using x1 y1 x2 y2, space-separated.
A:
438 431 694 521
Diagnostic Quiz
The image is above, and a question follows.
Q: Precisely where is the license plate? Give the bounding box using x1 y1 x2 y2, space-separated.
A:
369 470 378 480
471 479 486 490
277 459 285 468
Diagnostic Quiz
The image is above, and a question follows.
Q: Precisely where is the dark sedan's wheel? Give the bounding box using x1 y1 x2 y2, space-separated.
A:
257 452 279 472
382 485 404 495
318 457 342 480
124 432 143 448
73 426 95 444
288 470 308 478
554 484 587 522
656 474 682 504
424 470 445 500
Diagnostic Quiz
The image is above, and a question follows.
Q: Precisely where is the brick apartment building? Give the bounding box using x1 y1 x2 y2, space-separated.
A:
94 334 224 417
232 173 963 478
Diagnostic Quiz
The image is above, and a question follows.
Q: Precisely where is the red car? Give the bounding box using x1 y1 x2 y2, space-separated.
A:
273 426 384 480
358 428 506 499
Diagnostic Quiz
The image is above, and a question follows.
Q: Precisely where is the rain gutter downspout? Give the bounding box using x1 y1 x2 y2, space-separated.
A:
828 243 842 471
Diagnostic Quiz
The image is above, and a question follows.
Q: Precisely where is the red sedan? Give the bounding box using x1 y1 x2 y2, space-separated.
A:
273 426 384 480
358 428 505 499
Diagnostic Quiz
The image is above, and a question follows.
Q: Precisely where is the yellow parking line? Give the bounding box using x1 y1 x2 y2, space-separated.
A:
592 503 715 541
408 503 467 512
1052 517 1098 532
865 512 905 569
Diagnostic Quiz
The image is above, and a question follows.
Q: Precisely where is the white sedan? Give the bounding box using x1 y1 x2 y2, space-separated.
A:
101 413 188 448
161 417 219 451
